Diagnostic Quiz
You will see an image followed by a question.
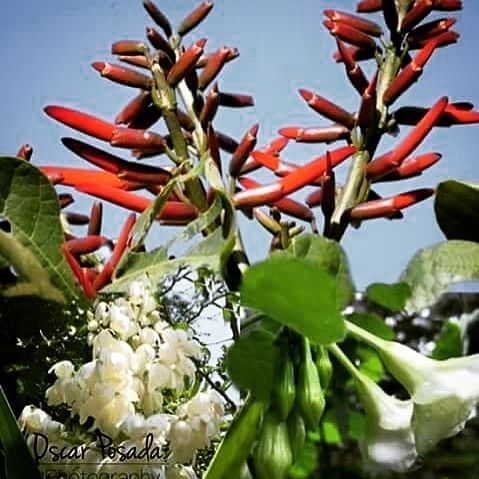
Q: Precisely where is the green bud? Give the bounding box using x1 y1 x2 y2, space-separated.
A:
271 342 296 420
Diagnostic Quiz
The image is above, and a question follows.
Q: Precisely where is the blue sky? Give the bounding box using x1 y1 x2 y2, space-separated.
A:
1 0 478 290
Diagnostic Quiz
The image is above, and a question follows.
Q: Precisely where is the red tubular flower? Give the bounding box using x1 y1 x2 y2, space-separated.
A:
374 152 442 182
40 166 135 190
166 39 207 87
93 213 136 291
383 39 439 106
62 245 96 298
207 124 222 175
320 151 336 221
59 193 74 209
250 151 298 178
407 18 456 43
229 124 259 177
356 0 383 13
238 177 314 222
115 91 151 125
143 0 172 37
233 182 285 209
299 89 356 129
408 30 459 50
324 9 383 37
367 96 448 178
66 236 109 256
279 125 350 143
347 188 435 220
356 71 378 129
88 202 103 236
118 55 150 70
218 91 254 108
178 1 214 36
111 40 146 56
239 137 289 175
61 138 171 185
16 144 33 161
400 0 434 33
110 127 166 151
198 47 231 90
333 44 377 63
279 145 356 194
146 27 175 60
64 212 90 225
44 106 115 142
74 183 198 221
336 39 369 94
91 62 153 90
433 0 462 11
324 19 377 49
200 83 220 128
197 47 239 68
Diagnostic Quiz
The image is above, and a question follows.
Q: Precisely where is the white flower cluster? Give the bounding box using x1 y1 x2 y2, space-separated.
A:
19 277 225 478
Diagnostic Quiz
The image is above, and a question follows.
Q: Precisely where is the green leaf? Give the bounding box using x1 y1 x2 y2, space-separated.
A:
348 312 395 340
204 398 265 479
365 282 411 312
356 345 384 382
0 386 41 479
434 180 479 242
241 256 345 344
400 240 479 313
432 320 462 360
288 440 319 479
225 330 277 400
286 233 355 309
0 156 80 303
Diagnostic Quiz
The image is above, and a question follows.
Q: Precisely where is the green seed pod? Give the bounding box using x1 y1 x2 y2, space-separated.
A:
272 344 296 420
316 345 333 389
287 409 306 461
297 337 326 430
253 410 293 479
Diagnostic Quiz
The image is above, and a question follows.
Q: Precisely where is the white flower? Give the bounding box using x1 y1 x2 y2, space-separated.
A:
355 373 417 473
49 360 75 379
19 406 64 438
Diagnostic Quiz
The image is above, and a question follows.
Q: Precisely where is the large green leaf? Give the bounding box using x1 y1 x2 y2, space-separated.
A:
225 330 277 400
400 240 479 313
241 256 345 344
434 180 479 242
286 233 355 309
0 156 80 302
365 282 411 312
0 387 41 478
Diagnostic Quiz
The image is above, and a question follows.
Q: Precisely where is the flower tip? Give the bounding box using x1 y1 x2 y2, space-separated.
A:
91 61 106 73
299 88 314 101
278 127 299 139
323 9 334 18
196 38 208 49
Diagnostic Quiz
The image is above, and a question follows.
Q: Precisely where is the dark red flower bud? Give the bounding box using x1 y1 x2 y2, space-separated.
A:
333 44 377 63
233 183 285 209
146 27 176 60
88 202 103 236
128 104 162 130
408 30 459 49
356 0 383 13
64 212 91 226
207 124 222 175
433 0 462 11
324 19 377 49
306 188 323 208
299 88 355 129
66 236 109 256
178 1 214 36
143 0 172 37
279 124 350 143
408 17 456 43
382 0 398 33
229 124 259 177
393 102 475 127
320 151 336 221
374 152 441 181
356 71 378 129
92 62 153 90
59 193 74 209
198 47 231 90
215 131 239 154
400 0 434 33
218 91 254 108
115 91 151 125
110 127 166 151
61 138 171 185
200 83 220 128
62 244 96 298
16 144 33 161
335 39 369 94
324 9 383 37
111 40 146 56
197 47 239 68
167 39 207 87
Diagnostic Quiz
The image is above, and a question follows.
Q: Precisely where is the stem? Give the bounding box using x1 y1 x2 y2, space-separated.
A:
344 320 386 350
328 344 361 380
